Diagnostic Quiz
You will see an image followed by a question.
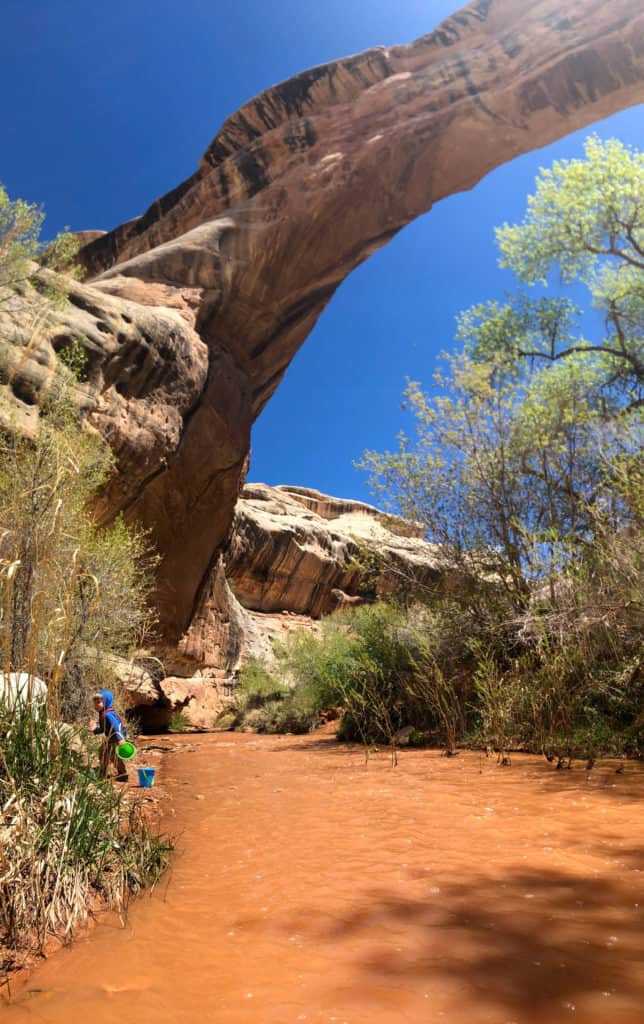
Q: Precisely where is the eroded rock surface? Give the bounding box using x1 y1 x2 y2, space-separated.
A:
1 0 642 647
179 483 452 672
227 484 440 618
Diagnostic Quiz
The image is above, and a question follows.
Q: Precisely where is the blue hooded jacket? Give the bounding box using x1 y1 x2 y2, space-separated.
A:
93 689 127 742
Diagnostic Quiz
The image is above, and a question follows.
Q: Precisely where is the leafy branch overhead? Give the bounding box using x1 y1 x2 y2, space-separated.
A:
462 137 643 410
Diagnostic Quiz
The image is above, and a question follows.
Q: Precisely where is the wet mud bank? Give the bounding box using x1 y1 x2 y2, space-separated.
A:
4 731 644 1023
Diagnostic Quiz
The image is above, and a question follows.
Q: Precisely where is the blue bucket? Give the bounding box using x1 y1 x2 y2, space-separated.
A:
137 766 156 788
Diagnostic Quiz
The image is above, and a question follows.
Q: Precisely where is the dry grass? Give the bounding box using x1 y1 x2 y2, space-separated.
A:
0 700 170 975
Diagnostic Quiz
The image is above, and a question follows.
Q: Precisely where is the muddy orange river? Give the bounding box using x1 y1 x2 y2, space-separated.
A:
4 732 644 1023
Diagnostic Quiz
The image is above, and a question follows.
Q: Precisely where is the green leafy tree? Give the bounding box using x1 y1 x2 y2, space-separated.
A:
463 136 643 411
356 137 642 762
360 137 642 611
359 352 628 611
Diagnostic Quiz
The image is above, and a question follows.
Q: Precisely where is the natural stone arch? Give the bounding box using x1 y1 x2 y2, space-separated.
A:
2 0 642 643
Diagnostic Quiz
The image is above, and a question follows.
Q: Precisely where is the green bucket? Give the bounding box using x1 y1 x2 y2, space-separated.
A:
116 741 137 761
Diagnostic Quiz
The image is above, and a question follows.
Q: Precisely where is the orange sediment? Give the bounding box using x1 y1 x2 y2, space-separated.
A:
4 729 644 1024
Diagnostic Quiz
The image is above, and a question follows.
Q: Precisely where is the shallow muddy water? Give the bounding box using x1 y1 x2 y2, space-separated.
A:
4 732 644 1024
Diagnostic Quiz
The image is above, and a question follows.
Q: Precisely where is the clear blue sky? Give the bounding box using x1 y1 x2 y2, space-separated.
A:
2 0 642 504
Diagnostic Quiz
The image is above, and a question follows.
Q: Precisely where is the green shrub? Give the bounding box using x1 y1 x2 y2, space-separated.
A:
167 710 191 733
271 690 320 734
232 689 319 735
0 699 171 956
240 701 276 733
264 593 642 761
277 625 357 712
278 604 442 756
213 708 237 731
236 657 288 713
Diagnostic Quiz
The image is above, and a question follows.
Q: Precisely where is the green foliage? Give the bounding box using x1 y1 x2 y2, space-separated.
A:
226 573 641 761
241 690 319 735
359 353 624 611
213 708 237 731
484 136 643 409
0 699 171 954
321 138 644 763
0 378 157 719
226 656 318 735
236 657 289 711
360 136 642 615
272 605 469 757
278 625 358 711
0 183 82 307
167 710 191 733
57 335 90 379
0 185 43 300
496 136 643 286
288 608 407 717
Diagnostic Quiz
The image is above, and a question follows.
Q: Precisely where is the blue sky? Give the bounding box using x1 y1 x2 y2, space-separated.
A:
2 0 642 504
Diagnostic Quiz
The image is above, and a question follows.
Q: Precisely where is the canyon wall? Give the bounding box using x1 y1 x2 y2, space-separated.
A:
178 483 444 668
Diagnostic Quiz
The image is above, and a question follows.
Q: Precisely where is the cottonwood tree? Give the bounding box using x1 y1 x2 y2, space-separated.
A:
462 136 643 411
360 137 642 613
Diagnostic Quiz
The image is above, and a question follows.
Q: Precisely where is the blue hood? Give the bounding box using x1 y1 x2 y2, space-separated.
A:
94 689 126 740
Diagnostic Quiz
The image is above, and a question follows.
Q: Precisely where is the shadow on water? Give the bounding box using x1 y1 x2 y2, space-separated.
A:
1 732 642 1024
268 866 644 1020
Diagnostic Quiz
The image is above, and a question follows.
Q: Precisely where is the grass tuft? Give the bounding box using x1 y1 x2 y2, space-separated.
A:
0 699 171 959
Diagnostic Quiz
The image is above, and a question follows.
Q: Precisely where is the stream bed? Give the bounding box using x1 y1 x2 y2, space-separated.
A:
3 731 643 1023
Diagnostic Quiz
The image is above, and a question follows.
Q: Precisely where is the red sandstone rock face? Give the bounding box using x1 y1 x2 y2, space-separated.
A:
2 0 642 647
82 0 644 640
225 484 440 619
179 483 445 670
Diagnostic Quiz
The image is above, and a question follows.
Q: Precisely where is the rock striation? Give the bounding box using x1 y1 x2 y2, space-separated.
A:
226 484 439 618
178 482 465 675
1 0 642 650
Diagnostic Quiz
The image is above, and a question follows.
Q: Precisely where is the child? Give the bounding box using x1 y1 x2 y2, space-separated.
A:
92 689 129 782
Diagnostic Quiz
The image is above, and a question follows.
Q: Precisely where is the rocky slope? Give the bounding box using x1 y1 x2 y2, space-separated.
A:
1 0 642 651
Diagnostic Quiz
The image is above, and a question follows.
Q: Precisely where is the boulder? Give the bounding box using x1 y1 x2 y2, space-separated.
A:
99 654 162 709
151 674 231 731
0 672 47 709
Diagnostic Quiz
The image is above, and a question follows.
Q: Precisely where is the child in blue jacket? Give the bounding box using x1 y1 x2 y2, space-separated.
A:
93 689 128 782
